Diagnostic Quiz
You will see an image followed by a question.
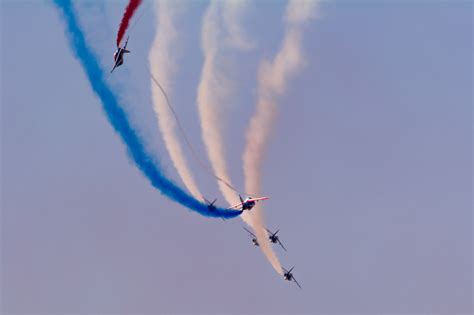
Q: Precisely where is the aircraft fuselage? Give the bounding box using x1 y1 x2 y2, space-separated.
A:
241 199 256 211
113 48 125 68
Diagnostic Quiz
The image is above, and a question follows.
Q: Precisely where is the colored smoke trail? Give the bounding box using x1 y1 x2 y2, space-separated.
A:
116 0 142 47
149 1 202 201
53 0 242 219
197 0 282 274
243 0 319 260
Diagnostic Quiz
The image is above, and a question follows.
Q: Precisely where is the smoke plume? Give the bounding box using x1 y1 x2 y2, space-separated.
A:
243 0 320 273
149 0 203 201
54 0 242 219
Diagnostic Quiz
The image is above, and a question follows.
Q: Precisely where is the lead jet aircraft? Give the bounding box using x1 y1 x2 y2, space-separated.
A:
111 36 131 73
229 195 269 211
283 266 301 289
266 228 287 251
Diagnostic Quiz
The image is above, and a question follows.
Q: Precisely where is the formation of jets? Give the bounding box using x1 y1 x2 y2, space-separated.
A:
205 195 300 288
243 225 300 288
243 227 286 251
112 42 300 289
236 198 300 288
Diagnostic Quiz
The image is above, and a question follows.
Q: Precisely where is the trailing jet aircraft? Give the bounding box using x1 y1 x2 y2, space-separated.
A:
283 266 301 289
243 227 259 246
266 228 287 251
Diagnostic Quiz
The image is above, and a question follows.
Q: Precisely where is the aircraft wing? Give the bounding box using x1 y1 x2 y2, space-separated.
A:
243 227 256 238
265 228 273 235
251 197 268 202
204 198 217 205
293 277 302 289
229 202 242 210
278 239 287 251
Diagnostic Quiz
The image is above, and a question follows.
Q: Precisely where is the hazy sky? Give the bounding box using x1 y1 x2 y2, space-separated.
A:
1 0 472 314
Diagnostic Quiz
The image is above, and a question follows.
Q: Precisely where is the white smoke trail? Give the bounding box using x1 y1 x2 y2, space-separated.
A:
149 0 203 201
197 0 284 274
243 0 320 274
197 0 241 207
221 0 254 50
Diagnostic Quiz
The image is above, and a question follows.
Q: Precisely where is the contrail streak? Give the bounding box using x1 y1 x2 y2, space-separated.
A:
197 0 282 273
244 0 319 271
149 0 202 201
53 0 242 219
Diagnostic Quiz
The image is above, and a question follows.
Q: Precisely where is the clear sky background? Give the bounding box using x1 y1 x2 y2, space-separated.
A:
1 0 472 314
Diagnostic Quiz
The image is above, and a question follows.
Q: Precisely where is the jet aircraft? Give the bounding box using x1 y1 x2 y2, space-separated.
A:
204 198 218 212
204 198 228 221
266 228 287 251
229 195 269 211
283 266 301 289
111 36 131 73
243 227 259 246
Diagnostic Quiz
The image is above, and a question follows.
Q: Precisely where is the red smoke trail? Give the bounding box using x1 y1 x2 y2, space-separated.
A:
116 0 142 47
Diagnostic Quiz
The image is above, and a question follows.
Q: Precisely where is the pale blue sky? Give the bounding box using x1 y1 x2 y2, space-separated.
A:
1 0 472 314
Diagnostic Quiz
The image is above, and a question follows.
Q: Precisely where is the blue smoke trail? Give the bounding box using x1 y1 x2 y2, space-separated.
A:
53 0 242 219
